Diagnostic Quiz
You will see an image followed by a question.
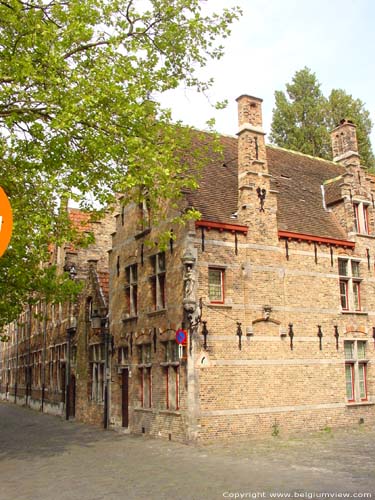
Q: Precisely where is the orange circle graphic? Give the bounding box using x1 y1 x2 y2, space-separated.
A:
0 187 13 257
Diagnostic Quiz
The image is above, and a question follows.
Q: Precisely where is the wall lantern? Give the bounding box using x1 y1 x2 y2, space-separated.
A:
91 309 103 329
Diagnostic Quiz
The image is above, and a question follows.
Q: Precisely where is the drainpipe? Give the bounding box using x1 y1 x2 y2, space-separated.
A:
65 325 76 420
41 301 47 413
102 317 110 429
26 304 32 406
15 322 18 404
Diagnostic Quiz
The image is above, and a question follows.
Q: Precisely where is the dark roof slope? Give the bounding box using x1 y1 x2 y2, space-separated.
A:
185 134 238 224
267 146 347 240
189 136 350 241
323 176 344 206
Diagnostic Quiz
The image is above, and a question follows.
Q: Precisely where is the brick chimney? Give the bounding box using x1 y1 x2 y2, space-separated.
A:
236 95 278 242
330 120 360 166
236 95 267 172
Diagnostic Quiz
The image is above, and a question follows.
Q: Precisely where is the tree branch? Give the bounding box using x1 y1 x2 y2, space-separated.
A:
63 39 111 59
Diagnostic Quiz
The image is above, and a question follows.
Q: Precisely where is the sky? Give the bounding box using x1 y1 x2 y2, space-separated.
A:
158 0 375 148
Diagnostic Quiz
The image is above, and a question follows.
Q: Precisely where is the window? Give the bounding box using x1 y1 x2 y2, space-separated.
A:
137 344 152 408
118 346 129 366
208 268 225 303
125 264 138 317
165 366 179 411
138 199 150 232
89 344 105 402
353 202 370 235
150 253 166 310
137 343 152 365
338 258 362 311
163 340 179 363
345 340 368 402
161 341 183 411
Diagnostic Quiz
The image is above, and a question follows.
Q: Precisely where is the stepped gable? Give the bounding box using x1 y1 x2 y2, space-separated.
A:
267 146 347 240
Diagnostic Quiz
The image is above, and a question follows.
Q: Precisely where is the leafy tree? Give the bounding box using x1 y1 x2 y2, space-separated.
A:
270 67 330 158
0 0 241 325
270 67 374 167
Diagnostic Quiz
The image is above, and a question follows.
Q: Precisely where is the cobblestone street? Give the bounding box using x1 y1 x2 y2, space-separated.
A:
0 402 374 500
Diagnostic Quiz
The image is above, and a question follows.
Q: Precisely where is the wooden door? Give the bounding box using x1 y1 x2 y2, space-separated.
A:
121 369 129 428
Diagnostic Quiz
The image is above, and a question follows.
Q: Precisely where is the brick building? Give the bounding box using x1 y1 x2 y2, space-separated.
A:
109 95 375 441
0 208 115 426
2 94 375 442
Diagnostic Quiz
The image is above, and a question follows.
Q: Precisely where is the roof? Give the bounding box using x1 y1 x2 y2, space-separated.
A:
68 208 92 231
97 271 109 306
185 134 238 224
267 146 348 241
323 176 344 206
189 137 350 241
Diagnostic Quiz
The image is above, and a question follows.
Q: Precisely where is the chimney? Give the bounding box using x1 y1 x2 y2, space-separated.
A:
330 120 360 166
236 95 266 171
235 94 278 243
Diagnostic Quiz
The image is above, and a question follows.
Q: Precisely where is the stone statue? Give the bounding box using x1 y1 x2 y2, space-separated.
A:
183 265 195 301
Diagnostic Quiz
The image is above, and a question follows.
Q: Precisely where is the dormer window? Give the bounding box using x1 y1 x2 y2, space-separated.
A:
353 202 370 235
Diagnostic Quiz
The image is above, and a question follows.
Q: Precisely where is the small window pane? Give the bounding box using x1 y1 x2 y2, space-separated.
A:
137 346 142 364
363 206 369 234
144 344 151 364
157 253 166 273
351 261 360 277
357 342 366 359
132 265 137 282
359 364 366 399
352 281 360 310
345 364 354 400
340 280 348 309
338 259 348 276
344 342 354 359
209 269 223 302
354 204 359 232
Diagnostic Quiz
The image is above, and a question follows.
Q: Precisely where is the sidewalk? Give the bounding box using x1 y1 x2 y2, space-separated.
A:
0 402 374 500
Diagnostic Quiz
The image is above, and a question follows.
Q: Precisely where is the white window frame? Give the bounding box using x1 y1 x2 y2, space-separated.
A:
344 340 368 403
151 253 166 311
208 268 225 303
90 344 105 403
125 264 138 317
353 201 370 235
338 258 362 311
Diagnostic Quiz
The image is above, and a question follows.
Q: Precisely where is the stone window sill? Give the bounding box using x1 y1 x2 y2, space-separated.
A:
134 407 153 413
137 363 152 369
352 233 375 239
89 400 104 406
122 316 138 323
346 401 374 407
341 310 368 316
159 409 181 416
160 361 180 367
147 309 167 317
207 303 232 309
134 228 151 240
